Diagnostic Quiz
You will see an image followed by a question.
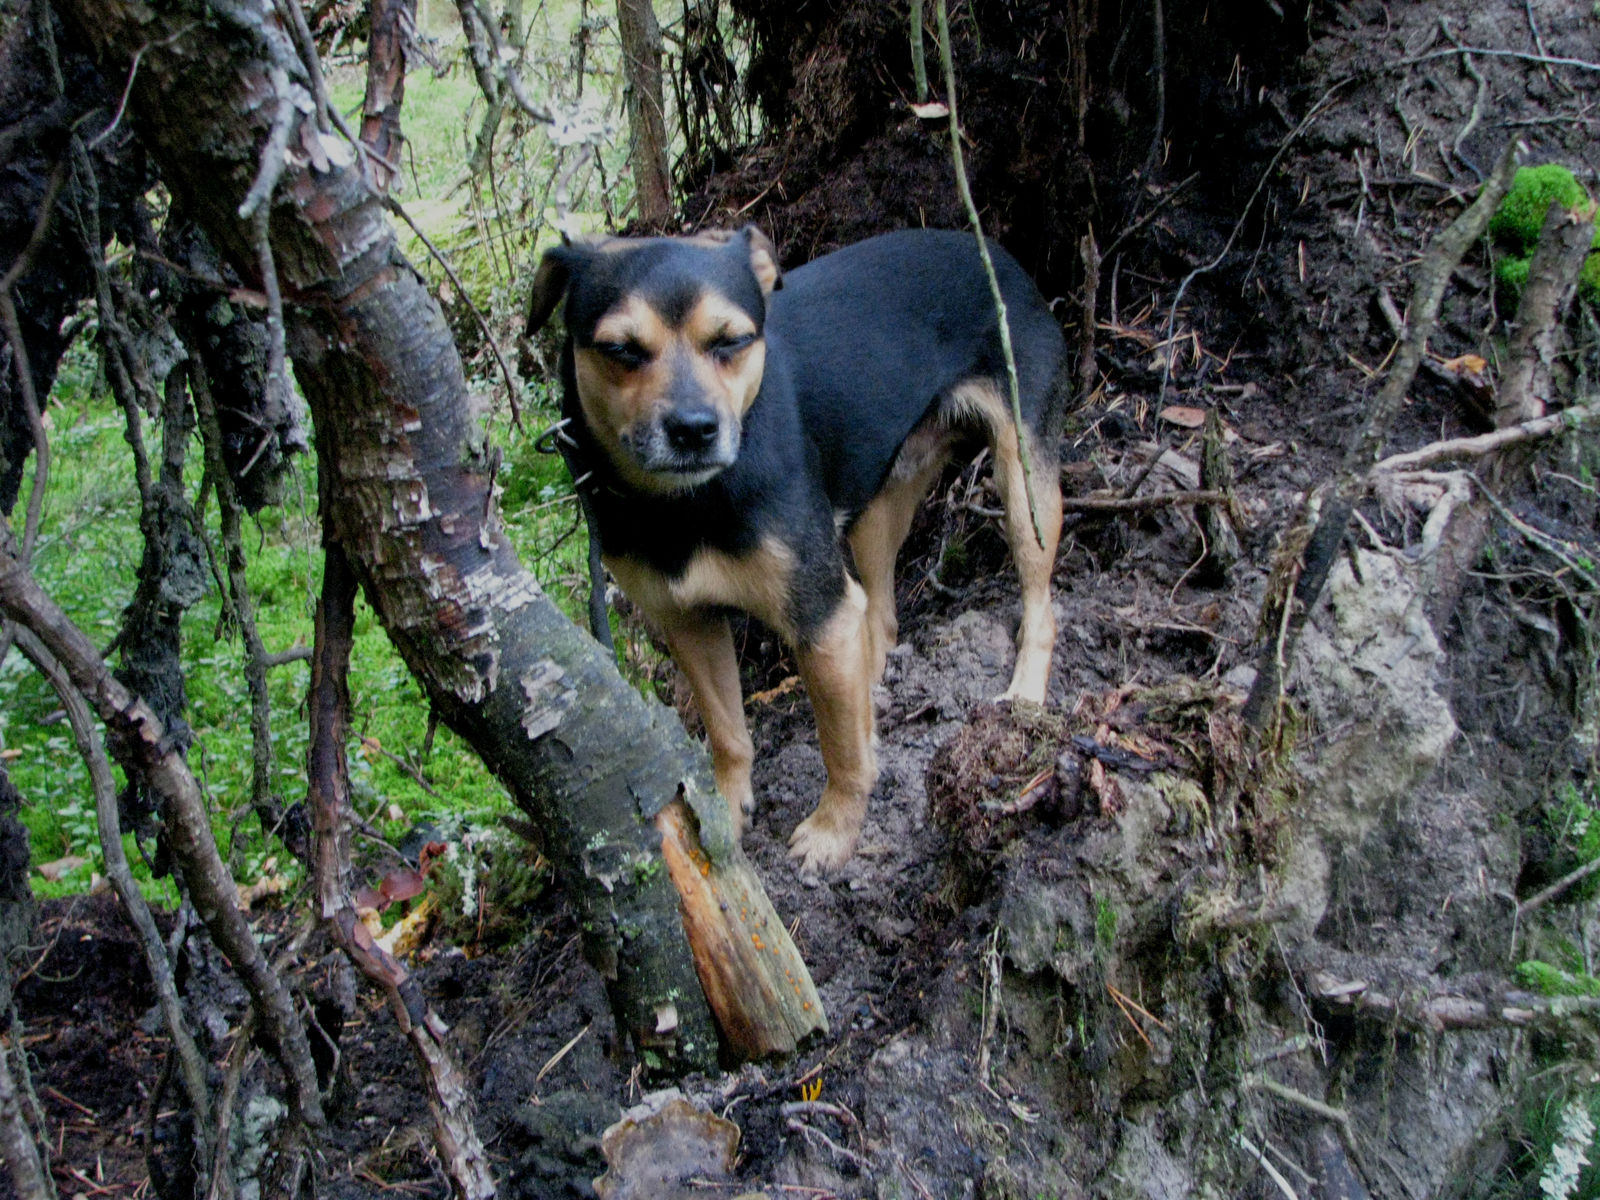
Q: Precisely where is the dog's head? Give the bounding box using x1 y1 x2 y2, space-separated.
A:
526 226 782 494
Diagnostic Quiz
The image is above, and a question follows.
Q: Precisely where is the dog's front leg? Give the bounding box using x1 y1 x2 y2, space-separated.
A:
789 577 879 873
658 610 757 835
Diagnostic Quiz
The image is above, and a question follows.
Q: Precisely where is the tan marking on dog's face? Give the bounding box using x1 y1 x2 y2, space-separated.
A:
574 291 766 493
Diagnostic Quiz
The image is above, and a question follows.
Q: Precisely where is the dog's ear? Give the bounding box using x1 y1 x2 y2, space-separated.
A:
524 241 592 336
739 225 783 295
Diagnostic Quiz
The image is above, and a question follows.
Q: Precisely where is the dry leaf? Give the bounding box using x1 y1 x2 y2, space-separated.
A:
748 675 801 705
1158 405 1208 428
237 875 290 911
1438 353 1488 378
595 1096 740 1200
36 855 88 882
376 892 436 958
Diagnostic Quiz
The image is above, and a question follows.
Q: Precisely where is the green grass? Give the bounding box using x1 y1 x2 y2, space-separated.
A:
0 343 535 900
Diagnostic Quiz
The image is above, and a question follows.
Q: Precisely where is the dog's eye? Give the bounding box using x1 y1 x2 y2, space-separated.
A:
594 341 650 369
707 333 756 363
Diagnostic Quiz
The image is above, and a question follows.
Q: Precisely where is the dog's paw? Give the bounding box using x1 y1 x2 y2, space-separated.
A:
787 813 861 874
996 682 1047 706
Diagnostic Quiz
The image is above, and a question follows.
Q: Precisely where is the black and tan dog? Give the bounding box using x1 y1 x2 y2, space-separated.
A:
527 227 1066 872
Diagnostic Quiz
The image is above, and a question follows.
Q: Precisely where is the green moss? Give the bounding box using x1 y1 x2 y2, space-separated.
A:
1094 893 1118 951
1514 960 1600 998
1491 165 1590 252
1490 164 1600 307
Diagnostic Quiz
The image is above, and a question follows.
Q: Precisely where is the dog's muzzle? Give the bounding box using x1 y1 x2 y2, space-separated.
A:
624 405 741 488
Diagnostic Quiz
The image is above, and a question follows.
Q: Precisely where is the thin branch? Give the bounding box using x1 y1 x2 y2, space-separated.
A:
11 626 215 1179
1519 852 1600 915
1371 400 1600 474
933 0 1043 546
384 196 523 430
1304 968 1600 1031
0 160 67 566
309 545 495 1199
1064 488 1230 513
237 64 298 221
0 543 327 1133
188 357 298 859
1401 45 1600 74
455 0 554 124
1155 81 1353 413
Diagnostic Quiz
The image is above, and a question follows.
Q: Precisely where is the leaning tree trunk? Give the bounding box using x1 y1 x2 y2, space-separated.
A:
54 0 823 1071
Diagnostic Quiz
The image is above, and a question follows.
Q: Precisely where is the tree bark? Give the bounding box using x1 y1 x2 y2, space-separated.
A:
53 0 823 1071
616 0 673 227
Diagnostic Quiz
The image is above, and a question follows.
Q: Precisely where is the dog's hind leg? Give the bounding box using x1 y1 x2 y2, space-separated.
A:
988 406 1062 704
847 438 950 686
789 577 879 872
659 611 757 835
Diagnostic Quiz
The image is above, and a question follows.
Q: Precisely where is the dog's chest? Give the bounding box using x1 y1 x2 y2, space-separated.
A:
605 538 797 635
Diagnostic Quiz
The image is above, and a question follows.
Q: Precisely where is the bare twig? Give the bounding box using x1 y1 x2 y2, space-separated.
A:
1155 82 1352 413
1401 45 1600 74
1371 401 1600 474
237 64 299 221
188 359 295 858
1250 1074 1352 1131
1518 853 1600 915
0 542 327 1132
384 196 523 430
1236 1133 1301 1200
11 626 215 1179
0 160 67 567
309 546 495 1199
1065 488 1230 513
933 0 1043 546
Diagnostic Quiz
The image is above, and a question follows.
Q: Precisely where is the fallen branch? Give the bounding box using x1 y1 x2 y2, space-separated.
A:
1064 488 1230 513
1371 401 1600 474
1304 969 1600 1031
0 538 326 1132
11 626 215 1182
1518 853 1600 915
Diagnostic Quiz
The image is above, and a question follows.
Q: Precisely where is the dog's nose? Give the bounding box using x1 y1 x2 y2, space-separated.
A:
663 407 720 452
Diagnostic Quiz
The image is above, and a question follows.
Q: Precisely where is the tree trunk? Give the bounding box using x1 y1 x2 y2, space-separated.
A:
53 0 823 1071
616 0 673 227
